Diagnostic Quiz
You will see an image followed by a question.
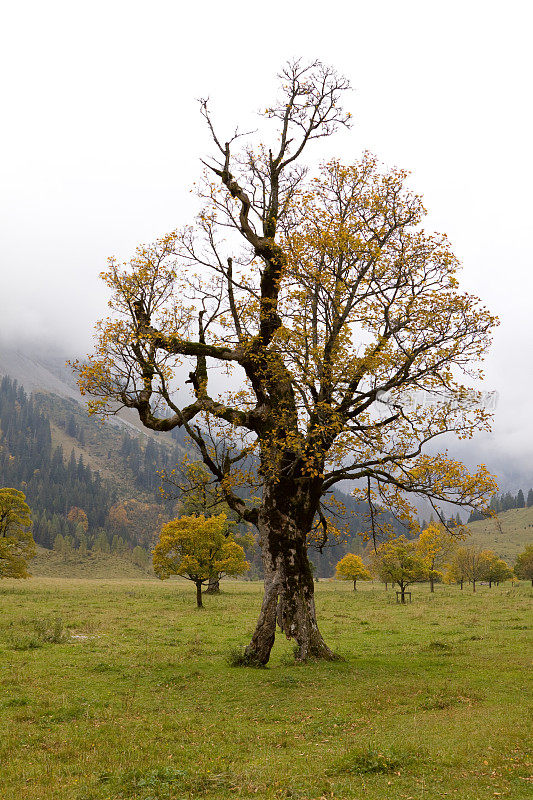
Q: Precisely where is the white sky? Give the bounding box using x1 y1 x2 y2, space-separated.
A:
1 0 532 475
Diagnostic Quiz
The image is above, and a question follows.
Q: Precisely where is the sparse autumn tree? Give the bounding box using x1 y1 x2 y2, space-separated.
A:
371 536 428 602
74 60 497 663
0 488 36 579
335 553 372 590
416 522 457 592
444 550 467 589
153 513 249 607
514 544 533 586
449 545 490 592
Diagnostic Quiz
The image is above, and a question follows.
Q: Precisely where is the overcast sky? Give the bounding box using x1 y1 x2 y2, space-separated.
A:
1 0 532 475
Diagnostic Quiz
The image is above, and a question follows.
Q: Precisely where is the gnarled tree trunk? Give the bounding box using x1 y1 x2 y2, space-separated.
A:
244 483 336 665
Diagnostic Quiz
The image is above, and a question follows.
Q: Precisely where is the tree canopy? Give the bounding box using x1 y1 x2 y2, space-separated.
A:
335 553 372 590
482 553 513 586
0 488 36 578
74 60 498 663
371 536 428 601
153 513 249 607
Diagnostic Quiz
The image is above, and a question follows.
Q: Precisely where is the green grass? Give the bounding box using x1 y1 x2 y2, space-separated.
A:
0 578 531 799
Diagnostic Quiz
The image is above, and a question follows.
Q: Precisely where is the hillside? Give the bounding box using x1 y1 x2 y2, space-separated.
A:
28 545 154 579
0 375 189 556
0 372 403 577
463 506 533 562
0 343 189 445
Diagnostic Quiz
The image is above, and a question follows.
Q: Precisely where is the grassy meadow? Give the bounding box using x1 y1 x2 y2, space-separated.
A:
0 578 531 800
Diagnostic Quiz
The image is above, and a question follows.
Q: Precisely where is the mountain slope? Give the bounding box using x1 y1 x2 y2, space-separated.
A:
29 546 153 579
463 506 533 563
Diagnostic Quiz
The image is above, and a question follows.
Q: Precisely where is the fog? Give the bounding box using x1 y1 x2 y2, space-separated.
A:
1 0 532 486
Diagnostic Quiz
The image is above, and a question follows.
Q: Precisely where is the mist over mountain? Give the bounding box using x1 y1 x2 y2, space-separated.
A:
0 341 80 401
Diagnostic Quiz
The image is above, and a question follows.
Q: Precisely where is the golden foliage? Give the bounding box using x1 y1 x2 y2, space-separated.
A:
152 513 249 584
335 553 372 584
67 506 88 533
371 535 429 588
0 488 36 579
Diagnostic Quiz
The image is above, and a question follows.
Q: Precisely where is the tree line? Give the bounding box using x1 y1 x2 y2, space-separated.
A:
335 524 532 601
468 488 533 520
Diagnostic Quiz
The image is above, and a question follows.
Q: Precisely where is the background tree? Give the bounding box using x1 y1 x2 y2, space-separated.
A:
416 522 456 592
445 549 468 589
162 459 236 594
153 514 249 607
93 530 110 553
0 488 36 579
516 489 525 509
74 60 497 663
107 499 166 548
67 506 89 533
132 545 150 570
482 552 512 587
514 545 533 585
370 536 428 603
335 553 372 590
78 533 88 557
449 546 489 592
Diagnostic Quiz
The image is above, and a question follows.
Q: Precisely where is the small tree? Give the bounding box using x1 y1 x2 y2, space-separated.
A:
163 460 234 594
416 522 456 592
132 545 150 569
0 488 36 579
450 546 489 592
153 514 249 607
482 553 512 587
444 556 468 589
78 534 88 557
371 536 428 603
335 553 372 590
93 530 110 553
514 545 533 586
